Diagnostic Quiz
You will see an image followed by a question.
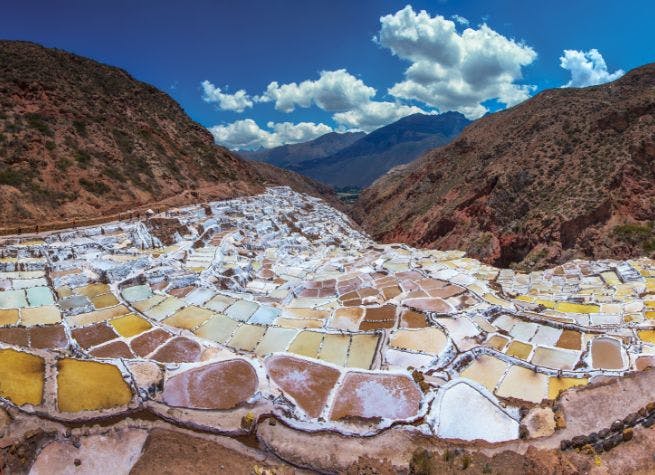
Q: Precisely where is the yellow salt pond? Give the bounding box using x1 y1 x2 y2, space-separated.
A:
639 330 655 344
56 359 132 412
0 348 45 406
548 376 588 400
554 302 600 314
227 324 267 351
110 314 152 337
505 341 532 360
255 327 298 356
318 333 350 365
163 305 215 330
346 334 379 369
0 308 19 326
20 305 61 326
288 331 323 358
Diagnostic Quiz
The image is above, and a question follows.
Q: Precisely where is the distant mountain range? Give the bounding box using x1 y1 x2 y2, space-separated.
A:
241 131 365 170
240 112 470 188
354 63 655 269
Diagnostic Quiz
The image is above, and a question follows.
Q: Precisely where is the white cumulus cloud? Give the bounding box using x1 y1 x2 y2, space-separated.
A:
375 5 537 118
256 69 376 113
201 80 253 113
333 101 425 131
255 68 428 132
559 49 624 88
451 14 469 26
208 119 332 150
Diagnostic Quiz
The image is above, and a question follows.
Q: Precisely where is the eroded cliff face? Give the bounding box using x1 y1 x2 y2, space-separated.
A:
354 63 655 270
0 41 334 230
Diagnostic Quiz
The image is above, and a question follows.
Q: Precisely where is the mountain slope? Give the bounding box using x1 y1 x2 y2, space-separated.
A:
355 64 655 269
292 112 470 188
0 41 333 229
240 131 365 169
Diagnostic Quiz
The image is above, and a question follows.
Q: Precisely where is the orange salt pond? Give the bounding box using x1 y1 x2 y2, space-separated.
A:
389 327 447 354
402 297 451 313
636 355 655 371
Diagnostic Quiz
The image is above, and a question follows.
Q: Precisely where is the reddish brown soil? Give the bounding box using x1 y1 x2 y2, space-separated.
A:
129 429 293 475
354 63 655 269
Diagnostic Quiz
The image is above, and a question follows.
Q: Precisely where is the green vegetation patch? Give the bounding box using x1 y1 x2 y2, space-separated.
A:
335 186 361 205
74 149 92 167
72 119 88 138
613 223 655 253
0 169 26 187
24 113 53 136
79 178 110 195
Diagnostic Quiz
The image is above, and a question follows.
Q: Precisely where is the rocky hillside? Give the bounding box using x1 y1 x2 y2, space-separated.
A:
0 41 333 229
289 112 470 188
355 64 655 269
240 131 365 169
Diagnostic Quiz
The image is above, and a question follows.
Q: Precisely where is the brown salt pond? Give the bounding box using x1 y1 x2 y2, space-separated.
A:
330 372 422 421
163 359 258 409
636 355 655 371
591 337 626 369
151 337 201 363
266 354 341 417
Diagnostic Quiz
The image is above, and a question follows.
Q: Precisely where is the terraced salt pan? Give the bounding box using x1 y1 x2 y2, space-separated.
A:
496 366 549 403
389 328 448 354
430 379 519 442
3 187 655 445
330 372 422 421
460 355 509 392
195 315 240 344
591 337 627 369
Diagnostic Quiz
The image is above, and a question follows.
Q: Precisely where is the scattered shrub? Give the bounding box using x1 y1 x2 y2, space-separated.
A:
25 113 53 136
72 119 87 137
56 157 72 171
79 178 110 195
612 223 655 253
74 149 92 167
0 168 25 186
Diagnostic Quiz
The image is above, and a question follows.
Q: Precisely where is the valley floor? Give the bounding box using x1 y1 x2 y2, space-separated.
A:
2 187 655 473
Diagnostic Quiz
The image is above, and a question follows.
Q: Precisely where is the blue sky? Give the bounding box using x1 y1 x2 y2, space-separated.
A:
3 0 654 149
